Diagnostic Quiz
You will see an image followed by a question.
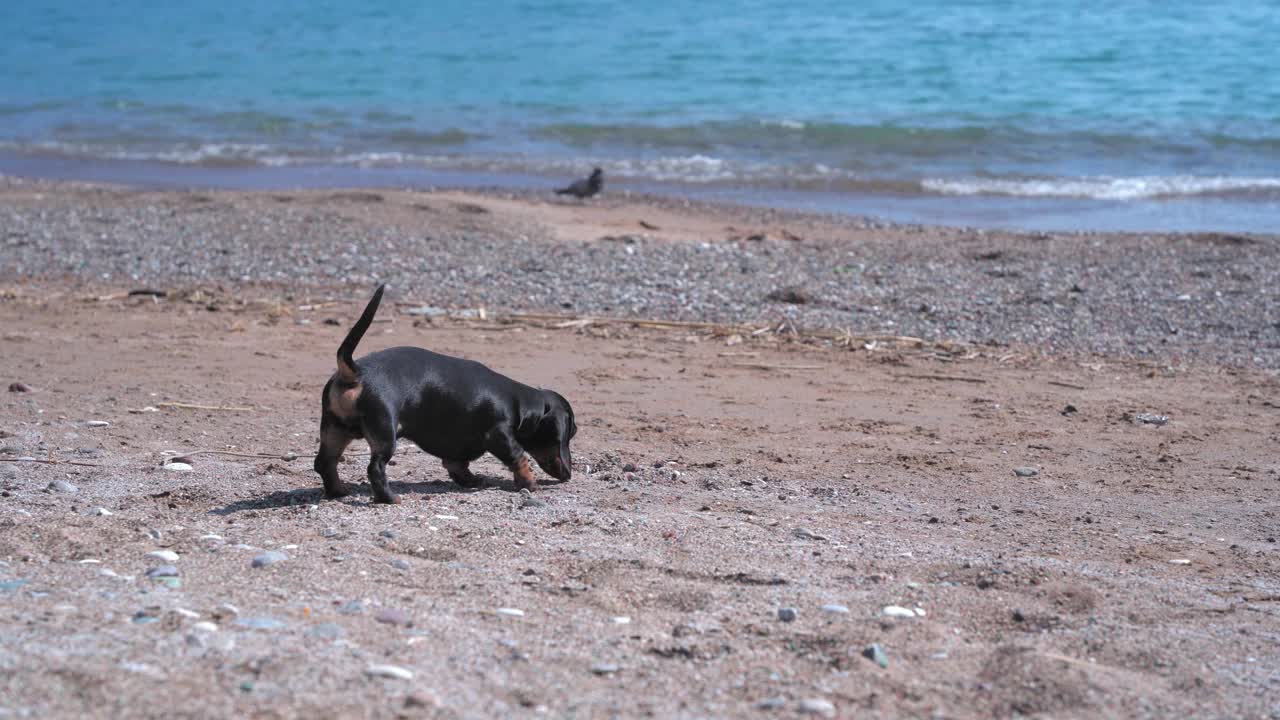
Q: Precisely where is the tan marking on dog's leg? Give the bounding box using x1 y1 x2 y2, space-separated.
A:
328 382 363 421
510 452 539 491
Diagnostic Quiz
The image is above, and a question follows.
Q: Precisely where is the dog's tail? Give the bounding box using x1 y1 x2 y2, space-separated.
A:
336 284 385 383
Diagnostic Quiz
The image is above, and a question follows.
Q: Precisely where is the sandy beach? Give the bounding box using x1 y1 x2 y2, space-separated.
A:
2 177 1279 719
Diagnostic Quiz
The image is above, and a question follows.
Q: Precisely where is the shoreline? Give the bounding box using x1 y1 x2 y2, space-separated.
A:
2 174 1277 370
3 150 1279 235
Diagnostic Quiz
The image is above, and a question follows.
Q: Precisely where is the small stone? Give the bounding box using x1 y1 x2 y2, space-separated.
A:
375 608 413 626
163 462 193 472
882 605 916 618
213 603 240 619
820 604 849 614
366 664 414 680
404 693 441 709
8 382 31 393
611 616 631 624
85 420 110 427
518 488 546 508
192 621 218 633
756 697 787 710
146 550 179 563
251 550 288 568
434 514 459 521
146 565 179 578
1132 412 1169 426
777 607 798 622
173 608 200 619
391 559 411 571
495 607 525 617
337 599 365 615
1011 609 1026 622
1168 558 1192 565
92 507 113 516
1013 466 1039 477
862 643 889 668
379 529 396 539
798 698 836 717
234 617 286 631
322 527 339 538
46 480 79 494
622 462 638 472
308 622 345 640
590 663 620 675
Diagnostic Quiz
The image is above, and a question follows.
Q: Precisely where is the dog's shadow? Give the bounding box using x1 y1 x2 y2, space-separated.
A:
208 473 545 515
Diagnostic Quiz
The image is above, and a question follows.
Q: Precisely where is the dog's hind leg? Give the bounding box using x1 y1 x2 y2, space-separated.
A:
363 413 400 504
443 459 482 488
314 419 356 499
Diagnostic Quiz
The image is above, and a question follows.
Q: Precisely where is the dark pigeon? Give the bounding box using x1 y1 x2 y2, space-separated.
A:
556 168 604 199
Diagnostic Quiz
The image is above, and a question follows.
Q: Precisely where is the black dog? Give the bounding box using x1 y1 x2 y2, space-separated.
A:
555 167 603 199
314 285 577 504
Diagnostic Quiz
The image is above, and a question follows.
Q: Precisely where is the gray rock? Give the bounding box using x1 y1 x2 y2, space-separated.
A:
590 662 620 675
777 607 798 622
375 608 412 627
234 617 286 631
338 599 365 615
1013 466 1039 477
379 529 396 539
1132 412 1170 426
622 462 638 472
391 559 411 571
321 527 339 538
307 622 345 640
0 579 31 594
798 698 836 717
146 565 179 578
46 480 79 494
862 643 889 668
213 603 240 619
519 488 546 508
251 550 288 568
820 604 849 614
757 697 787 710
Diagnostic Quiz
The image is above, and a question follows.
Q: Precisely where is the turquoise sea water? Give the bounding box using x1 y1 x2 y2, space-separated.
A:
2 0 1278 230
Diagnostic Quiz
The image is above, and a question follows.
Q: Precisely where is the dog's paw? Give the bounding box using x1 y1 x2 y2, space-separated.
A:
373 494 401 505
324 484 352 499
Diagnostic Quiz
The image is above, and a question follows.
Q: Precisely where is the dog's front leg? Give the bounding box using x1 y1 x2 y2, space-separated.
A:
485 429 539 491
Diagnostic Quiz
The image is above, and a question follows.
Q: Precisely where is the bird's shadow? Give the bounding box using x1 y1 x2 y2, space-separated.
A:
208 473 539 515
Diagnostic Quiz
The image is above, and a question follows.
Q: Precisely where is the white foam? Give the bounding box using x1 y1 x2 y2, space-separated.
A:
923 175 1280 200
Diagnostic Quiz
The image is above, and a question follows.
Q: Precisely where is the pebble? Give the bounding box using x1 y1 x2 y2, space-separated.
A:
163 462 193 472
434 514 460 521
146 550 179 563
1013 466 1039 477
85 420 110 427
92 507 113 516
46 480 79 494
173 608 201 619
882 605 918 618
820 604 849 614
213 603 241 619
622 462 638 472
391 559 411 571
518 488 546 508
337 599 365 615
191 621 218 633
8 382 31 393
308 622 345 640
235 617 286 631
777 607 798 622
251 550 288 568
590 663 620 675
495 607 526 617
375 608 413 626
862 643 889 668
611 616 632 624
145 565 179 578
756 697 787 710
366 664 414 680
1168 558 1192 565
379 529 396 539
798 698 836 717
322 527 339 538
1132 412 1170 426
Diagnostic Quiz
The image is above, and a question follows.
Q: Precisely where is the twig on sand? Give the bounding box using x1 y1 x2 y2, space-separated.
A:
893 373 987 384
0 456 102 467
165 449 299 462
1047 380 1087 390
157 402 256 412
730 362 824 371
